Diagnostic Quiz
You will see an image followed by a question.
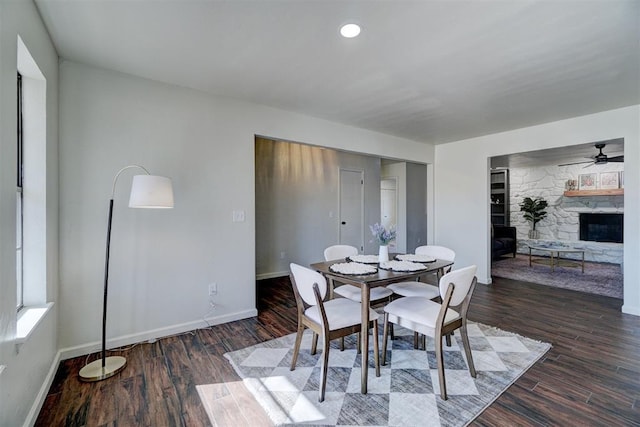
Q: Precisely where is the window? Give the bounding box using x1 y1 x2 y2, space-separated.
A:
15 36 53 343
16 72 23 311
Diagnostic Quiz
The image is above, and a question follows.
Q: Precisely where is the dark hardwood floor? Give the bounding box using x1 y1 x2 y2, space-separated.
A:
36 276 640 426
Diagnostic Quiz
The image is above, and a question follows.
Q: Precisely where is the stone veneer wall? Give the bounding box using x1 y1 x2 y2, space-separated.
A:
509 163 624 264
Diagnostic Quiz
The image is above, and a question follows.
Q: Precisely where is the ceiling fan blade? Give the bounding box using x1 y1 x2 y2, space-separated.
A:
558 160 593 167
608 155 624 162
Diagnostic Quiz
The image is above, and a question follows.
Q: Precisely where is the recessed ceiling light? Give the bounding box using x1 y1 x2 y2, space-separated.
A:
340 23 361 38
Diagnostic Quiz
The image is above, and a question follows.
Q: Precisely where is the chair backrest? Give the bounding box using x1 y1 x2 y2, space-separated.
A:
290 263 328 306
324 245 358 261
415 245 456 262
438 265 477 307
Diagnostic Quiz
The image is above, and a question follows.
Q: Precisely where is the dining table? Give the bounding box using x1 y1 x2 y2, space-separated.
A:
310 254 454 394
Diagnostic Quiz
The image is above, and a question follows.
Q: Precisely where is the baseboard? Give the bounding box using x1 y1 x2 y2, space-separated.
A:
23 350 61 427
622 304 640 316
58 309 258 361
256 271 288 280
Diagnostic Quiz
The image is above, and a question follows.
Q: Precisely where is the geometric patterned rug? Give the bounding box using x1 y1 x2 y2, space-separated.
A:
223 321 551 426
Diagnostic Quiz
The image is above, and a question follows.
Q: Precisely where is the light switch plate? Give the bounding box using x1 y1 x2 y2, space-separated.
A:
232 210 245 222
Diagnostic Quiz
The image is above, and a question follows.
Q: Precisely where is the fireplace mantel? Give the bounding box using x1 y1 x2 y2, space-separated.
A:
564 189 623 197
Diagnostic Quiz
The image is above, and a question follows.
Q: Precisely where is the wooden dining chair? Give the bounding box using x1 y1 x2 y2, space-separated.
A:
381 264 477 400
324 244 393 303
289 263 380 402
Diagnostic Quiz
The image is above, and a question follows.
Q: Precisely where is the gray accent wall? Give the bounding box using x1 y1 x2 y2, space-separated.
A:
255 137 381 278
406 163 429 252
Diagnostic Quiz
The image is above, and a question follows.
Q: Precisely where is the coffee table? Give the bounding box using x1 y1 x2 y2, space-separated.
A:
528 244 585 273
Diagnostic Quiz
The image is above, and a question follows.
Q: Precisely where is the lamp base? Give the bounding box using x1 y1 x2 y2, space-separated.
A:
79 356 126 382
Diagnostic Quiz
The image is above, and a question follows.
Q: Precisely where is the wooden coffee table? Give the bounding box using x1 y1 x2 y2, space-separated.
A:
528 244 585 273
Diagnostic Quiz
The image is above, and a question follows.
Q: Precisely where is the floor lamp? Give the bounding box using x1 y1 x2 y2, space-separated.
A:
79 165 174 382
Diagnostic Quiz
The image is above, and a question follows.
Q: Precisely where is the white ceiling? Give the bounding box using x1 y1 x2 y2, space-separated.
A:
35 0 639 146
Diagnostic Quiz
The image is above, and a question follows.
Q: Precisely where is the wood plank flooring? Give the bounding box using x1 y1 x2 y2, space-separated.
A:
35 276 640 426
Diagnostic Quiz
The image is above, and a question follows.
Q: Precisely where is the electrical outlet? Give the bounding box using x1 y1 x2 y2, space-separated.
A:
208 283 217 296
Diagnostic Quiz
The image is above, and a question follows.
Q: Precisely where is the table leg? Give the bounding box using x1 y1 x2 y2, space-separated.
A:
551 251 555 272
582 251 585 273
529 247 532 267
361 283 370 394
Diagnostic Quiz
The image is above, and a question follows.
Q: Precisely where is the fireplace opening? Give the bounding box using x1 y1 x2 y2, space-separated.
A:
579 213 623 243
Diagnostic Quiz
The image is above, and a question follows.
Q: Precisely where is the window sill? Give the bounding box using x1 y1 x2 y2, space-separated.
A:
16 302 54 344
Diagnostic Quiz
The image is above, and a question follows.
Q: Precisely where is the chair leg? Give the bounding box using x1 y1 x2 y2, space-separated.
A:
340 337 345 351
460 324 476 378
319 331 330 402
373 320 380 377
357 332 361 354
436 334 447 400
290 323 304 371
445 333 452 347
311 332 319 355
414 331 419 349
388 297 395 340
421 334 426 350
381 313 389 366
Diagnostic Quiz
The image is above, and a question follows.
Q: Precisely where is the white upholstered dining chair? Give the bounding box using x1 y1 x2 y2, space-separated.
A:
386 245 456 299
289 263 380 402
381 264 478 400
323 244 393 303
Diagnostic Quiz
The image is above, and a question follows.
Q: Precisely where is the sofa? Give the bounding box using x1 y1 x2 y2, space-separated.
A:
492 225 517 259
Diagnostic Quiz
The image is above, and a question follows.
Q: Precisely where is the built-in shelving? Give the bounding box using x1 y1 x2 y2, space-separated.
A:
490 169 509 226
563 189 624 197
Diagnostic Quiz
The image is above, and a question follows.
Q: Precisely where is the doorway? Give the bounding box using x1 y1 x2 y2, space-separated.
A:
380 177 398 231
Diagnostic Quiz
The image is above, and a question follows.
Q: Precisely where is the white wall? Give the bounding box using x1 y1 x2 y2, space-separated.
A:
0 1 59 426
58 61 435 355
435 105 640 316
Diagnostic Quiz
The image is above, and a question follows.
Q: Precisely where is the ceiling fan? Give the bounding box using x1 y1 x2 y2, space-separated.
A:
558 143 624 167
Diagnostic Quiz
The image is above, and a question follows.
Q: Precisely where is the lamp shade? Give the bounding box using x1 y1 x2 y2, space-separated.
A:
128 175 174 208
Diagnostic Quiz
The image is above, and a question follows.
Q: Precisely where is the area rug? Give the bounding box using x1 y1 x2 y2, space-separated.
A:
223 323 550 426
491 254 623 299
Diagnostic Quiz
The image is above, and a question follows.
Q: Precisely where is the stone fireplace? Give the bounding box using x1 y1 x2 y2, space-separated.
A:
509 164 624 264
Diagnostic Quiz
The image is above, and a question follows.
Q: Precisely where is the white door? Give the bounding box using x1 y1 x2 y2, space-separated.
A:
381 178 397 231
339 169 364 252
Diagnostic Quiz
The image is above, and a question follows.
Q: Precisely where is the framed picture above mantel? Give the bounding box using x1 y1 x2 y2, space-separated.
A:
599 172 619 190
578 173 597 191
